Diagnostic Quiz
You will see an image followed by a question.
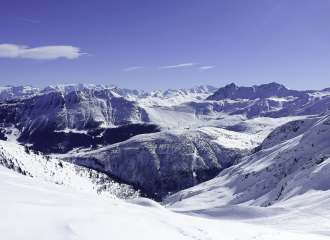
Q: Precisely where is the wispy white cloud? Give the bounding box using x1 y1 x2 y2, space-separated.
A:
14 17 40 23
0 44 86 60
158 63 197 69
199 66 216 70
124 67 146 71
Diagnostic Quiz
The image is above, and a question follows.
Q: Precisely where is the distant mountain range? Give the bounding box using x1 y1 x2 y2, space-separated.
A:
0 84 217 107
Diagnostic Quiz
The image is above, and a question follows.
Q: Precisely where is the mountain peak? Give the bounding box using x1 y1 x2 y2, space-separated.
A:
225 83 237 89
206 82 301 101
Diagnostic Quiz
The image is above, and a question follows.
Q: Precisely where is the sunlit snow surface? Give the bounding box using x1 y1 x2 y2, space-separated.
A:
0 166 327 240
163 114 330 238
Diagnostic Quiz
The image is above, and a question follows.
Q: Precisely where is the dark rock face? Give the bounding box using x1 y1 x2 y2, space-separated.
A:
0 129 7 141
17 123 160 154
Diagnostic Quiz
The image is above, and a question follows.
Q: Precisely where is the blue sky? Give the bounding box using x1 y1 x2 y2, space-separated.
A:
1 0 330 91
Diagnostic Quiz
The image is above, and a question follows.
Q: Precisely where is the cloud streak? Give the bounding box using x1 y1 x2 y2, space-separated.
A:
199 66 216 70
158 63 197 69
0 44 85 60
124 67 145 71
14 17 40 23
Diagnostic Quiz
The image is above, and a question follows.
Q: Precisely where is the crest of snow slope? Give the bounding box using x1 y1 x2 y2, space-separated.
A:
163 113 330 236
0 140 141 199
0 165 325 240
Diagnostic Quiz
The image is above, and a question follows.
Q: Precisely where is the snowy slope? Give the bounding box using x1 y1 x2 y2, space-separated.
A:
0 140 143 199
0 164 326 240
163 112 330 236
0 90 148 129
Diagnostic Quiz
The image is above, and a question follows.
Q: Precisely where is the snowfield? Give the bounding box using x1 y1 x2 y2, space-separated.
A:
0 165 327 240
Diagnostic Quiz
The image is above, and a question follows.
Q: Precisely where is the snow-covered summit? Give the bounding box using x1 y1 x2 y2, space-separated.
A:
206 82 305 101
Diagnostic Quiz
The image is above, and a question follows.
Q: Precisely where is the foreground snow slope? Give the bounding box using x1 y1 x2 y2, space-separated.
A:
0 140 142 199
0 165 326 240
163 112 330 237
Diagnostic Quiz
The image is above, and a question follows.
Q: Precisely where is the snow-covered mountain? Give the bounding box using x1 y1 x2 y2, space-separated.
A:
206 82 304 100
60 128 250 198
2 82 330 201
0 85 41 101
0 84 217 106
205 82 330 118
